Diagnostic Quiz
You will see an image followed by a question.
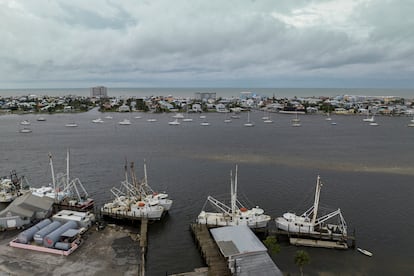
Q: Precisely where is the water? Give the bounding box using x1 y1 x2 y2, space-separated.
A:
1 109 413 275
1 87 413 99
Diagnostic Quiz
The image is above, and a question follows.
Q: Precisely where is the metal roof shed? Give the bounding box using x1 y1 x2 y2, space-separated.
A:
210 225 283 276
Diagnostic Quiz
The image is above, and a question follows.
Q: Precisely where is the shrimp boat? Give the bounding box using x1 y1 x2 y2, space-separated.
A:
101 161 169 220
197 165 271 229
275 175 348 241
0 171 30 203
31 151 94 210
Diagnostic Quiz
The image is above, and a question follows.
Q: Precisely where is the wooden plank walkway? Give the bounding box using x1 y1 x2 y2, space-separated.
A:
139 218 148 276
190 224 231 276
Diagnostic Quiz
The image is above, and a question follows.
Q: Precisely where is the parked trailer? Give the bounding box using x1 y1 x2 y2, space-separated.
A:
16 219 52 244
33 221 62 245
43 221 77 248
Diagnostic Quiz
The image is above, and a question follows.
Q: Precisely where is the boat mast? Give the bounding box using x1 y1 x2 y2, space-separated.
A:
49 153 56 191
230 165 238 216
124 158 129 183
311 175 322 225
144 159 148 186
66 149 70 185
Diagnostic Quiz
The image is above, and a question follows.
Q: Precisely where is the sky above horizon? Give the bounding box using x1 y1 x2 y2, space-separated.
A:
1 0 413 89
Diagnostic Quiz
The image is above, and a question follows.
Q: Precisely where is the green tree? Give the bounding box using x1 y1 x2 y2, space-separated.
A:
294 250 310 276
263 235 280 255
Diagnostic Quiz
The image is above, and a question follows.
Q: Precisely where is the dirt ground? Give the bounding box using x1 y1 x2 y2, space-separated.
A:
0 224 140 276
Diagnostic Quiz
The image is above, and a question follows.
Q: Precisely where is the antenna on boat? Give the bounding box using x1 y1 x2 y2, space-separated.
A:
124 157 129 183
143 159 148 186
49 152 56 191
66 149 70 185
311 175 322 225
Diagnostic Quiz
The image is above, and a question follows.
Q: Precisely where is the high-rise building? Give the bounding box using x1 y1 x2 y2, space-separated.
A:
90 86 108 98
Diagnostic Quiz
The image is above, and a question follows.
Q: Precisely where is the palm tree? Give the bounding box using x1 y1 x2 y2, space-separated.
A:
263 235 280 255
294 250 310 276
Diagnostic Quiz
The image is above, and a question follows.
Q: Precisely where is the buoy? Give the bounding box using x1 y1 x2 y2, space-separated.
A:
240 207 248 212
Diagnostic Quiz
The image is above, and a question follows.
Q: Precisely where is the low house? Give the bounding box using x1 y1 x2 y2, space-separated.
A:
210 225 283 276
0 192 54 230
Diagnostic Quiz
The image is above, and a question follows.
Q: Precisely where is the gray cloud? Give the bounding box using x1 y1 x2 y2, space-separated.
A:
0 0 413 88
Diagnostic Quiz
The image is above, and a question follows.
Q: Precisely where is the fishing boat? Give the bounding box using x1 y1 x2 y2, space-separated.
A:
197 165 271 229
275 175 347 240
101 162 166 220
357 248 373 257
118 119 131 125
31 151 94 209
0 171 29 203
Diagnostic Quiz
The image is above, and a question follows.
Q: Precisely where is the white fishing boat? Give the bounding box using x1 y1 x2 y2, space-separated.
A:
197 165 271 229
31 151 94 209
168 119 180 126
65 122 78 127
0 171 29 203
101 162 166 220
92 118 104 123
118 119 131 125
357 248 373 257
244 111 254 127
275 175 347 240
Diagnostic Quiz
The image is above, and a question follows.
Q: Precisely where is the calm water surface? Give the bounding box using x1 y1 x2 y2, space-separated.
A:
1 109 413 275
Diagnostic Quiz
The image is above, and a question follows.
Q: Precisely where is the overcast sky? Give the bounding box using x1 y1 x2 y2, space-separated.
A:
1 0 413 89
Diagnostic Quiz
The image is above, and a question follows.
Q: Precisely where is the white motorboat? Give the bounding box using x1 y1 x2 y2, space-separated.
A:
199 115 206 119
200 122 210 126
275 175 348 239
197 165 271 229
37 117 46 121
147 118 157 122
65 122 78 127
118 119 131 125
20 120 31 125
92 118 104 123
369 122 379 126
168 119 180 126
104 115 113 119
19 128 33 133
172 113 184 119
135 116 142 119
357 248 373 257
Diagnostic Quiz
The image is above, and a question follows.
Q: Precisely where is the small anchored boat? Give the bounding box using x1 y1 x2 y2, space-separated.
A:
357 248 373 257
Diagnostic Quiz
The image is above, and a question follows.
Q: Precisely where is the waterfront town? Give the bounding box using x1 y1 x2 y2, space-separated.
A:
1 86 413 116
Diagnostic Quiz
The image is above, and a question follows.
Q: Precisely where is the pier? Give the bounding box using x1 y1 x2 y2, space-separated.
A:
190 224 231 276
268 229 356 249
139 218 148 276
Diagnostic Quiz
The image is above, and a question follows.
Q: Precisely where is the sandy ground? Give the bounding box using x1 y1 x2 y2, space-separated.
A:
0 224 139 276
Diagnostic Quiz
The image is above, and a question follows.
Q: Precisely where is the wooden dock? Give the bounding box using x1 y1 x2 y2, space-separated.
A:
269 229 356 249
139 218 148 276
190 224 231 276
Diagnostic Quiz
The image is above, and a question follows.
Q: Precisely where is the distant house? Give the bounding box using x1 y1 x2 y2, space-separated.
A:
118 104 130 112
192 103 202 112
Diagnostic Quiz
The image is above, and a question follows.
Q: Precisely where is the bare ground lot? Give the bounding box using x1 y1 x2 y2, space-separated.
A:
0 225 139 276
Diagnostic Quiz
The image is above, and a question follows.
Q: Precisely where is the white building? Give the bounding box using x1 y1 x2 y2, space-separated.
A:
90 86 108 98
